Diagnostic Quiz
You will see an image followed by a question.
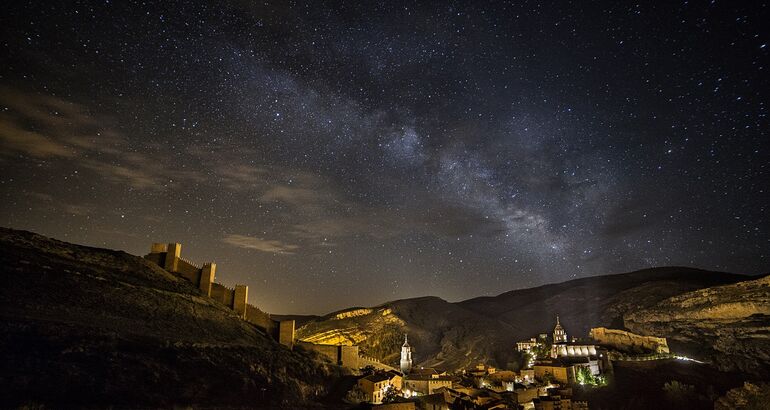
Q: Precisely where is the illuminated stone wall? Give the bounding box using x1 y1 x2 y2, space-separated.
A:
589 327 669 354
176 258 201 285
341 345 360 369
210 283 235 307
279 320 295 349
233 285 248 318
245 304 275 332
533 363 575 385
296 341 361 369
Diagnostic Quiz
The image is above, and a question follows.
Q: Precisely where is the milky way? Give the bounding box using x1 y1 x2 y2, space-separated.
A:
1 1 768 313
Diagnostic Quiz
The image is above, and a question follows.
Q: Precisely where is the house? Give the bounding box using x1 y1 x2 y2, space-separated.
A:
359 372 403 403
533 387 588 410
534 360 576 385
404 367 454 396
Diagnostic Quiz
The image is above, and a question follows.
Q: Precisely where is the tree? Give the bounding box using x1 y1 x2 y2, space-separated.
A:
383 386 401 403
344 385 367 404
663 380 697 404
576 366 605 386
576 366 594 386
532 342 551 360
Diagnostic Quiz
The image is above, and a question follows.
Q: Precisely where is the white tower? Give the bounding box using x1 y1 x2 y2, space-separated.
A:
400 334 412 374
553 315 567 343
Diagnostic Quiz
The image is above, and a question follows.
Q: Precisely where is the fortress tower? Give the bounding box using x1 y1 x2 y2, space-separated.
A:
400 334 413 374
553 315 567 343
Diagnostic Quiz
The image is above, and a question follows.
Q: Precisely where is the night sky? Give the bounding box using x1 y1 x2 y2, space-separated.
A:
1 1 768 314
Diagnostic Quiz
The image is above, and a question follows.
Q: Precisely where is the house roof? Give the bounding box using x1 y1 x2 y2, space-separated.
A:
363 373 393 383
409 367 438 377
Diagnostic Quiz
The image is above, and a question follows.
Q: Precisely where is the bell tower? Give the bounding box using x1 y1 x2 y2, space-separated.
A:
400 334 413 374
553 315 567 343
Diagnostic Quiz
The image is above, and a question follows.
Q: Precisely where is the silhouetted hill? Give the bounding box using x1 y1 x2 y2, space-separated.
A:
459 267 748 340
0 228 341 408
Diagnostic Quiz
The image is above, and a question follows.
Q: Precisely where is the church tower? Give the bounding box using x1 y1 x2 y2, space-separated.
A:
400 334 413 374
553 315 567 343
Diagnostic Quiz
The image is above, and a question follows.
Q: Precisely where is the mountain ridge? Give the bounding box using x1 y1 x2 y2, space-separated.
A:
297 266 752 371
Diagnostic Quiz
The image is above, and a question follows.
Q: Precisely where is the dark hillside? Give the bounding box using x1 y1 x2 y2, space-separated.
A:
0 228 341 408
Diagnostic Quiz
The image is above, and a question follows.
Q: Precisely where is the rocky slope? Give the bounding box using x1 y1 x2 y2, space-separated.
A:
0 228 342 408
298 267 750 372
625 274 770 376
714 382 770 410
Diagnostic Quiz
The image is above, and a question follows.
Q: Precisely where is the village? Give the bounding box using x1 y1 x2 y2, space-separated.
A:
141 242 682 410
344 316 672 410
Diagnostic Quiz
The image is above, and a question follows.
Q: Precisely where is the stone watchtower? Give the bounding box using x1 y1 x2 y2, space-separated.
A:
400 334 413 374
553 315 567 343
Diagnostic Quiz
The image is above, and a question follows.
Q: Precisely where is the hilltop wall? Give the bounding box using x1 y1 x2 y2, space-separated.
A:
211 283 235 308
589 327 669 354
144 243 292 348
246 304 276 334
359 355 398 372
145 242 370 371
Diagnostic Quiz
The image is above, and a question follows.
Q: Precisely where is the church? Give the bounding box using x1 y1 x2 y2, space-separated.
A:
547 315 604 377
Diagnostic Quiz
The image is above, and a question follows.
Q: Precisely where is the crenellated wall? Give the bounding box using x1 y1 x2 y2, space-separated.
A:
358 354 396 372
176 258 201 285
144 242 294 349
144 242 367 370
246 304 275 332
210 283 235 307
589 327 669 354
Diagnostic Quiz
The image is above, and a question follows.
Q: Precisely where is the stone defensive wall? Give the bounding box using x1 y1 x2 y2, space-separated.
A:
589 327 670 354
145 243 294 348
359 355 399 373
296 341 360 369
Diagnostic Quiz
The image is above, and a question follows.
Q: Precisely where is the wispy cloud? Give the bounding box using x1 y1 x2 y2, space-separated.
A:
214 164 270 190
222 234 300 254
0 87 205 190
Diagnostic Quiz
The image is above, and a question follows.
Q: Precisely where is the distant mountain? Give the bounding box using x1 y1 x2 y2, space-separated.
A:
625 273 770 376
0 228 341 408
297 267 750 371
459 267 749 341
